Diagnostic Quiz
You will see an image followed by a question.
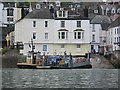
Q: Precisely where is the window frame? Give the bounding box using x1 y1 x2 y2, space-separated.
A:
7 8 14 16
61 21 65 27
45 21 48 27
45 33 48 40
77 21 81 27
74 31 83 39
43 45 47 51
33 32 36 39
58 31 68 39
92 34 95 42
61 44 64 48
33 21 36 27
77 44 81 48
7 17 13 22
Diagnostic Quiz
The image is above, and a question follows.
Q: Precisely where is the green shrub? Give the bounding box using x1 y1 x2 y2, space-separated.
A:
2 47 9 55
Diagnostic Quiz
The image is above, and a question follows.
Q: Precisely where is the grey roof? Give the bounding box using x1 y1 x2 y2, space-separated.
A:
25 8 54 19
108 16 120 29
101 4 117 10
101 23 111 30
25 7 89 20
90 15 112 24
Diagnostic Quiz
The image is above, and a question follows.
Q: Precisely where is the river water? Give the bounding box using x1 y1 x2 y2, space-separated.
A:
2 69 119 88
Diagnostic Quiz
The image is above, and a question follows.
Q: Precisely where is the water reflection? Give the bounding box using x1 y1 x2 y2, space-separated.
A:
2 69 118 88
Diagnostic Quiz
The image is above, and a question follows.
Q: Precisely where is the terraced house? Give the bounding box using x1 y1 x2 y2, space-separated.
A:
15 3 93 56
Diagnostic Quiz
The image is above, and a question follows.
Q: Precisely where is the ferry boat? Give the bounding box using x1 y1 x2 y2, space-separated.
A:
17 51 92 69
17 38 92 69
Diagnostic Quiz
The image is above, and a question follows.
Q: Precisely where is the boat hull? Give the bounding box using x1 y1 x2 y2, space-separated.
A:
17 63 92 69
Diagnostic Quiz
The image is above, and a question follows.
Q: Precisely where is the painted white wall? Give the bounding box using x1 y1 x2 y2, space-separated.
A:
0 2 3 26
107 26 120 51
15 18 91 55
90 24 101 52
54 20 90 44
2 7 21 26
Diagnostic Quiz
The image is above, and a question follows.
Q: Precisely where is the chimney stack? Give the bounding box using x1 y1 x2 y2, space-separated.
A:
84 6 88 17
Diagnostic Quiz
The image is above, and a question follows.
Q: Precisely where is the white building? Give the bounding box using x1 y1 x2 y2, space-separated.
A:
0 2 3 27
15 7 91 56
90 23 101 53
107 16 120 51
2 2 21 27
90 15 112 54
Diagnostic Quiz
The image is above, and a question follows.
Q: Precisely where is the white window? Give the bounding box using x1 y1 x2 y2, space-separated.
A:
61 32 65 39
74 32 77 39
33 21 36 27
77 21 81 27
117 37 119 42
61 44 64 48
45 33 48 39
33 32 36 39
115 29 116 34
77 44 81 48
82 32 84 39
58 31 68 39
74 31 83 39
58 10 67 18
78 32 81 39
92 34 95 42
117 28 119 34
7 8 14 16
43 45 47 51
56 1 61 7
92 24 95 32
115 37 116 43
61 21 65 27
7 17 13 22
45 21 48 27
36 4 41 9
111 8 116 14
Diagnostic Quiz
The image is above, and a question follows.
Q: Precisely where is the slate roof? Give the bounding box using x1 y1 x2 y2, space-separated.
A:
25 7 89 20
90 15 112 24
101 4 117 10
108 16 120 29
101 23 111 30
90 15 112 30
25 8 54 19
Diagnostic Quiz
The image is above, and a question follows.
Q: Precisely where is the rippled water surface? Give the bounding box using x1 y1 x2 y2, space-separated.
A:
2 69 119 88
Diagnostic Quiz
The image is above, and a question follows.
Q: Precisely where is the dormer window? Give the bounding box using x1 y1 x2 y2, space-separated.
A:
59 11 62 17
36 4 40 9
106 8 109 15
111 8 116 14
117 8 120 14
56 1 61 7
57 10 68 18
49 4 54 9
